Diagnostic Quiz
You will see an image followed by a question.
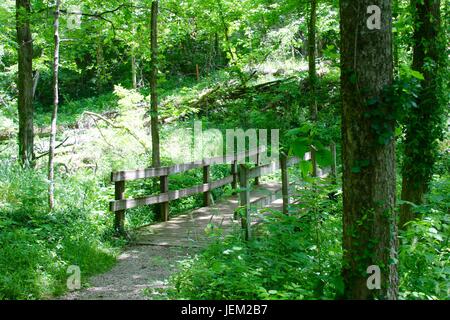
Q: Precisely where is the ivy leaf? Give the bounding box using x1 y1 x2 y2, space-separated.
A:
351 166 361 173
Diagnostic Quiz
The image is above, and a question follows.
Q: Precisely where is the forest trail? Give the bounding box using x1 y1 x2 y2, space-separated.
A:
62 183 285 300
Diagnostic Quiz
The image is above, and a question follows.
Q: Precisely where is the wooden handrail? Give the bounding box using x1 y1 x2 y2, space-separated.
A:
110 176 233 212
111 147 267 182
109 143 315 236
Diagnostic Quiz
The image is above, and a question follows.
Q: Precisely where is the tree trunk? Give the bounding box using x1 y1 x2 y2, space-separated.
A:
131 54 137 89
308 0 318 177
131 23 138 89
393 0 400 74
16 0 34 167
48 0 61 211
216 0 237 65
340 0 398 299
400 0 442 228
150 0 165 221
150 0 160 168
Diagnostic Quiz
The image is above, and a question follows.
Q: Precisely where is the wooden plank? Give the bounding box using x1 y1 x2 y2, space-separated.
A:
114 181 126 235
111 163 201 182
110 175 234 212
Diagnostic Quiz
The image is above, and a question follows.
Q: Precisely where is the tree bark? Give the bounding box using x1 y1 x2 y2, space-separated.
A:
308 0 318 177
400 0 442 228
340 0 398 299
150 0 165 221
16 0 34 167
150 0 160 168
392 0 400 74
48 0 61 211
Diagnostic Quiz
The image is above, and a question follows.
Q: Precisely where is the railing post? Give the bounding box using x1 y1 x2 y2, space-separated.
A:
114 180 126 235
160 175 169 221
203 165 211 207
254 151 260 186
280 153 289 215
330 142 337 184
239 164 251 240
231 160 238 195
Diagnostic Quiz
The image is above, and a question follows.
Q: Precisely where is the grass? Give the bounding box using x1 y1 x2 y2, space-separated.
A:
0 161 121 299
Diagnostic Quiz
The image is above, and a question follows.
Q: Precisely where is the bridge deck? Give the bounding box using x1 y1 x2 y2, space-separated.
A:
132 182 285 247
62 183 288 300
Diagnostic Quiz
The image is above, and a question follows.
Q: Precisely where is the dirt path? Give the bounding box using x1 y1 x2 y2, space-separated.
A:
63 183 284 300
63 245 197 300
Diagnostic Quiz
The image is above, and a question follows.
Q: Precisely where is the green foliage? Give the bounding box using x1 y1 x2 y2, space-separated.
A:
287 122 333 178
35 93 118 127
168 181 343 300
0 162 119 299
398 175 450 300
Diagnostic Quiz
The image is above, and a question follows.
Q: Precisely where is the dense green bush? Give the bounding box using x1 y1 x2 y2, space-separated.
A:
168 180 344 300
0 162 119 299
399 175 450 300
168 175 449 300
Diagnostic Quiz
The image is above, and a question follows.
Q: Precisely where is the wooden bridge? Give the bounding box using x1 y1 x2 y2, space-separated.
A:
109 146 334 244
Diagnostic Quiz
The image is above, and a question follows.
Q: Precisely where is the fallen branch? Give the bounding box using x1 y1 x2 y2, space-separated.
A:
34 136 70 160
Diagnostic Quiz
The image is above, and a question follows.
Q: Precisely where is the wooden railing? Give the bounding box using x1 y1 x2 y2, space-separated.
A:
110 147 301 237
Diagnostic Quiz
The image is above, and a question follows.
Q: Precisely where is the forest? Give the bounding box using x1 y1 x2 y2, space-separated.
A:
0 0 448 301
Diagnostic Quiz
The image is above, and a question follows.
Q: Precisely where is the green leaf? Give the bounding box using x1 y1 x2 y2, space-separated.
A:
409 70 425 80
316 148 332 167
300 160 313 177
292 138 310 159
351 166 361 173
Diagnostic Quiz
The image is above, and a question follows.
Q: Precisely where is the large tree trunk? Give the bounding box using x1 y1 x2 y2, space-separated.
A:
308 0 318 177
400 0 442 228
48 0 61 210
150 0 160 168
340 0 398 299
150 0 166 221
16 0 34 167
392 0 400 74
